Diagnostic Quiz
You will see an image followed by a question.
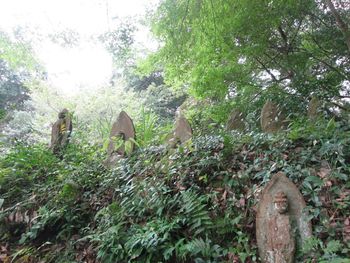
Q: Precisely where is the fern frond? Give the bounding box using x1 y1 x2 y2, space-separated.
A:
179 190 213 236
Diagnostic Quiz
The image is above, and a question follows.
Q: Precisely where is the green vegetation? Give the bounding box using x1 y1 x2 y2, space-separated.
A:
0 32 39 71
0 0 349 262
1 117 350 262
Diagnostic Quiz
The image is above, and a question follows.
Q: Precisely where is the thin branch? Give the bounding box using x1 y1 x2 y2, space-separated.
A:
263 52 287 72
289 18 304 48
308 11 333 29
299 47 349 79
254 57 279 83
330 101 348 111
310 34 333 56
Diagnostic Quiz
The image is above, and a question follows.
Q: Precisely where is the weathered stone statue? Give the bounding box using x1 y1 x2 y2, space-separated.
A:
226 109 245 131
50 109 72 155
307 96 320 121
168 115 192 147
256 172 312 263
266 191 295 262
105 111 135 167
261 101 285 133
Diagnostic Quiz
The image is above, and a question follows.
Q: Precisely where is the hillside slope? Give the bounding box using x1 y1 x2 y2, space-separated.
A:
1 119 350 262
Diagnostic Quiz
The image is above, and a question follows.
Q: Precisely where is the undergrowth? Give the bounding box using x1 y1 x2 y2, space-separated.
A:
0 118 350 262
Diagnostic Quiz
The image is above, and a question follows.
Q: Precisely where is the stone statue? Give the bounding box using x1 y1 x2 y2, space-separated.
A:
256 172 312 263
307 96 320 121
266 191 295 263
105 111 135 167
261 101 285 133
168 115 192 148
50 108 72 155
226 109 245 131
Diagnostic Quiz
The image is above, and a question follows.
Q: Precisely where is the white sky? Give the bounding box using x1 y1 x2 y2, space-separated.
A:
0 0 159 95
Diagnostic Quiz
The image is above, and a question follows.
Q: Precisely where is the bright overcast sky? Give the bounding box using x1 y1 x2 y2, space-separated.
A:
0 0 159 95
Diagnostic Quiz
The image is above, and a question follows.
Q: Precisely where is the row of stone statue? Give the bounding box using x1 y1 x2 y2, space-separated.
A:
51 97 322 160
227 97 321 132
50 109 193 164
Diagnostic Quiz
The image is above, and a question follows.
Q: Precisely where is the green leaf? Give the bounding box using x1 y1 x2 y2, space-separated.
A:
304 176 323 187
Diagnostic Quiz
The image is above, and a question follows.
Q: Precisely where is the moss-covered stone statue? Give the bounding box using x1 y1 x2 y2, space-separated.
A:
226 109 245 131
261 101 286 133
307 96 321 121
104 111 136 167
168 115 192 148
50 109 72 155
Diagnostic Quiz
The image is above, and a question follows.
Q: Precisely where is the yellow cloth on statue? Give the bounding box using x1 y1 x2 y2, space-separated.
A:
60 122 66 133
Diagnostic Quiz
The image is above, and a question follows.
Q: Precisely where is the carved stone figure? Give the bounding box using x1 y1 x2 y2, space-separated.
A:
168 115 192 147
105 111 135 167
50 109 72 155
256 172 312 263
174 115 192 143
266 191 295 263
261 101 285 133
226 109 245 131
307 96 320 121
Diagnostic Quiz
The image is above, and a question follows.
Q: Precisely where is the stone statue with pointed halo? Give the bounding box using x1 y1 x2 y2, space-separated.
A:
307 96 321 121
105 111 136 167
261 101 285 133
50 108 72 155
168 115 192 148
256 172 312 263
226 109 245 131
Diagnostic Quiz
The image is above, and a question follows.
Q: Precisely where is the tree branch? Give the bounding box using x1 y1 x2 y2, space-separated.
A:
278 25 289 54
254 57 279 83
300 47 349 79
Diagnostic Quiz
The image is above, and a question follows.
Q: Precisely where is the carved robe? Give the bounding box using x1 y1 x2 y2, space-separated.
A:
266 214 295 263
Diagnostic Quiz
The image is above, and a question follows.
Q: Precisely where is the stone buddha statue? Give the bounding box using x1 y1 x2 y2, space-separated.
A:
256 172 312 263
265 191 295 263
51 109 72 155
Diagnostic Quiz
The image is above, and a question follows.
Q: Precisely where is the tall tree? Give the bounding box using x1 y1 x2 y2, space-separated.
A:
144 0 350 115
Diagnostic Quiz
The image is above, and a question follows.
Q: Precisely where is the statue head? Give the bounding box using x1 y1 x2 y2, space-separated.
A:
58 109 69 119
273 191 288 214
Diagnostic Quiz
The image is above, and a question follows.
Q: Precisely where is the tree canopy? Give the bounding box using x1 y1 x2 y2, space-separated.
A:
143 0 349 117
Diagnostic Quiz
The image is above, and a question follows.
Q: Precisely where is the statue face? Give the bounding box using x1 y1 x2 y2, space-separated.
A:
58 109 68 119
274 200 288 214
